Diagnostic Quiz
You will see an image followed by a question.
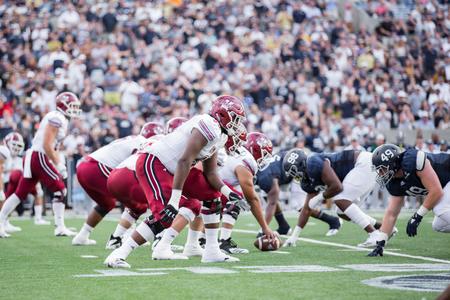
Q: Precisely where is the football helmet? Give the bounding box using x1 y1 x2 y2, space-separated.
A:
244 132 273 169
372 144 402 186
140 122 164 139
282 148 307 181
56 92 82 118
209 95 246 137
225 129 247 155
166 117 188 134
4 132 25 156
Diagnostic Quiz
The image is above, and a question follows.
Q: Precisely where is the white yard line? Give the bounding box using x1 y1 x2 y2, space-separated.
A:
233 228 450 264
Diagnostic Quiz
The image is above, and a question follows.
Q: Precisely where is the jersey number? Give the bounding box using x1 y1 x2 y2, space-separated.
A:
286 152 299 164
381 149 395 162
405 186 428 196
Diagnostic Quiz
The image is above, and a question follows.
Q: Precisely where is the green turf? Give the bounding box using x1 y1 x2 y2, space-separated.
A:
0 212 449 300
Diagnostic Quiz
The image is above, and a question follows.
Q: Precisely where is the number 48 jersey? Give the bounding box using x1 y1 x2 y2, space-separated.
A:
387 149 450 197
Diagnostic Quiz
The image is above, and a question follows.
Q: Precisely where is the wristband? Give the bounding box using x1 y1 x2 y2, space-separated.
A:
417 205 429 217
220 185 232 199
168 189 182 208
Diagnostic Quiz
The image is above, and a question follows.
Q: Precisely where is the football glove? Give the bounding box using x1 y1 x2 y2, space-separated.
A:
229 191 250 211
406 212 423 237
367 240 385 257
160 204 178 224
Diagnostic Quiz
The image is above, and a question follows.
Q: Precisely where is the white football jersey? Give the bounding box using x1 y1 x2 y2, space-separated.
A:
219 147 258 188
31 111 68 153
116 135 163 171
89 135 146 168
147 114 227 174
0 145 12 182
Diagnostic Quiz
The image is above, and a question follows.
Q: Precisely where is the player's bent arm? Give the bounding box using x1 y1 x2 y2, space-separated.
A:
417 159 444 211
0 159 5 200
299 193 316 227
236 166 275 238
172 129 208 191
202 152 223 191
43 124 60 165
380 196 404 236
321 160 343 199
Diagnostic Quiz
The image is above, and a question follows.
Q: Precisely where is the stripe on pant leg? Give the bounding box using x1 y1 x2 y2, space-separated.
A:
146 155 165 204
38 153 58 180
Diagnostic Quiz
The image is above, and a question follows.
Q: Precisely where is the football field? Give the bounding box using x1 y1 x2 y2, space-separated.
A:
1 212 449 300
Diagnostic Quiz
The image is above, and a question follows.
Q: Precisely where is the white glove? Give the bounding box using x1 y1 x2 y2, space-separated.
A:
0 190 5 202
56 163 68 179
283 236 298 247
308 192 324 209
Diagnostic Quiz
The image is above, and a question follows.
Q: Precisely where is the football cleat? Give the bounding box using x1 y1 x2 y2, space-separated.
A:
34 219 51 225
182 243 204 257
104 256 131 269
276 226 291 236
201 250 240 263
325 229 339 236
0 223 11 238
198 237 206 249
105 235 122 250
151 233 184 252
54 226 77 237
326 218 342 237
152 243 188 260
282 236 298 247
72 234 97 246
357 230 388 248
5 220 22 233
219 238 249 254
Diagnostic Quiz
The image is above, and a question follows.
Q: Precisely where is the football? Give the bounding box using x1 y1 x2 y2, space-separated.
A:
254 235 281 251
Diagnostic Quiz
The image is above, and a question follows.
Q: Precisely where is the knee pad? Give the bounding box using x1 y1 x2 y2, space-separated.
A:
201 198 222 216
94 205 111 217
143 215 164 236
224 202 241 221
179 207 195 223
51 189 67 203
343 204 371 229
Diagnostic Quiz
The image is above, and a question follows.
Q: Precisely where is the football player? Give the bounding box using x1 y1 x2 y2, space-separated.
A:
104 95 248 268
72 122 164 246
282 149 382 247
368 144 450 256
0 92 81 237
256 150 341 237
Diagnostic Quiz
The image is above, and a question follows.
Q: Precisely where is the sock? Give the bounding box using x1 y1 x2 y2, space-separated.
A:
78 223 93 239
220 227 233 240
316 210 340 229
113 224 128 238
34 205 43 220
291 225 302 238
159 227 179 247
52 202 65 228
275 212 290 229
204 228 219 251
0 194 21 224
116 237 139 260
186 229 201 246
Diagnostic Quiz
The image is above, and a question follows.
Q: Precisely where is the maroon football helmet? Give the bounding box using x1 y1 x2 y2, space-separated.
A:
209 95 246 137
244 132 273 169
4 132 25 156
166 117 188 134
225 129 247 155
140 122 164 138
56 92 81 118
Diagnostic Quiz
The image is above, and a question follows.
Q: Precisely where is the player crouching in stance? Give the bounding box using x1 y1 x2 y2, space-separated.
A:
216 132 277 254
0 92 81 237
283 149 383 247
368 144 450 256
72 122 164 246
104 95 248 268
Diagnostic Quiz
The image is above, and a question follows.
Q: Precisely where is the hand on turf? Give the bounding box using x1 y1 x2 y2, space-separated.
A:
406 212 423 237
283 236 297 247
160 204 178 224
367 240 385 257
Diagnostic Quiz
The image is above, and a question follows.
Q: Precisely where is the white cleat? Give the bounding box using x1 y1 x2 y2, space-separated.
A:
183 243 204 257
325 228 339 236
389 227 398 240
151 233 184 252
105 235 122 250
104 255 131 269
152 243 188 260
201 250 240 263
5 220 21 233
54 226 77 237
283 236 298 247
72 234 97 246
0 224 11 238
358 230 388 248
34 219 51 225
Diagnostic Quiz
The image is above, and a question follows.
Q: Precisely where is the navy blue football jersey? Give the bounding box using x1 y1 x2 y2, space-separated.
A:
255 151 293 193
386 149 450 197
301 150 356 194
